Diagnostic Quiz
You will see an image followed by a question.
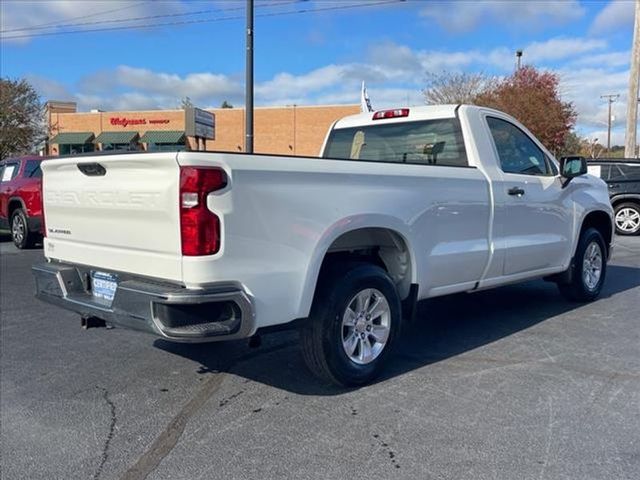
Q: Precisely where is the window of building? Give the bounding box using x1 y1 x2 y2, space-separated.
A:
147 142 186 152
100 142 138 152
322 119 468 167
486 117 552 176
59 143 95 155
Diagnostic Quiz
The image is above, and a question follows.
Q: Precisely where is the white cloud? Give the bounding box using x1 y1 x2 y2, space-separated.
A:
37 66 244 111
581 129 626 147
25 75 72 100
525 38 608 63
558 65 630 146
420 0 584 33
590 0 635 34
569 51 631 68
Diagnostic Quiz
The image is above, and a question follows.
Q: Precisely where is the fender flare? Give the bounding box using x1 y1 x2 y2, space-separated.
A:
610 194 640 206
7 196 27 216
297 214 417 318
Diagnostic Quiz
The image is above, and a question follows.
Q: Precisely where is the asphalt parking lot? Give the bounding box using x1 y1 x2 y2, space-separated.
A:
1 233 639 480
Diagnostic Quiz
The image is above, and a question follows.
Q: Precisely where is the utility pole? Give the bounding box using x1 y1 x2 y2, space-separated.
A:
515 49 523 70
601 94 620 152
245 0 254 153
625 0 640 158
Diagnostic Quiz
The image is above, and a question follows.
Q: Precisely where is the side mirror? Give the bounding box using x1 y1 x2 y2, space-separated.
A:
560 156 587 179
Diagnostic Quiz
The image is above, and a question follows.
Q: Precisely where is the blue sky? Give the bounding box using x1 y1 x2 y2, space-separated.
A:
0 0 636 145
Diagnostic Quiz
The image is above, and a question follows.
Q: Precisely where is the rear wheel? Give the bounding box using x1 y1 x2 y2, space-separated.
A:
300 263 401 387
10 209 36 249
614 202 640 236
558 227 607 302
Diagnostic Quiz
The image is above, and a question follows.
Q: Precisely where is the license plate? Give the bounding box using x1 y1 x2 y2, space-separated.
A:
91 271 118 302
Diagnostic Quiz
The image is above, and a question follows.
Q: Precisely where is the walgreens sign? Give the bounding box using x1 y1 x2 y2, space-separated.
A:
110 117 170 127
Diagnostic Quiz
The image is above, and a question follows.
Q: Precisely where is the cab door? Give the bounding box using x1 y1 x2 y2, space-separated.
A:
486 117 573 276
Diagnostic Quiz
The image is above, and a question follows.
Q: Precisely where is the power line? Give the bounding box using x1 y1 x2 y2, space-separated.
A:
1 1 151 33
0 0 293 34
0 0 403 40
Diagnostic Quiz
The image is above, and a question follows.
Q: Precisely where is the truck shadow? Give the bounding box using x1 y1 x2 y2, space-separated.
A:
154 264 640 396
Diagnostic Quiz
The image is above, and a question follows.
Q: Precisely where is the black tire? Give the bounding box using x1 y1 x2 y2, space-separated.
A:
613 202 640 236
300 263 401 387
558 227 607 302
10 208 36 249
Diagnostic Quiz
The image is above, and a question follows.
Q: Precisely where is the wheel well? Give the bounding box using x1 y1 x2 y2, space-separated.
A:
8 199 23 219
319 228 413 300
581 210 612 254
612 197 640 209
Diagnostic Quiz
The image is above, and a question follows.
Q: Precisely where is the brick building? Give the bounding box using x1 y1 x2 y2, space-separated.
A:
45 101 359 157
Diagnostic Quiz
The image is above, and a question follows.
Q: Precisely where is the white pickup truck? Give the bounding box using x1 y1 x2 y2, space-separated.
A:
33 105 614 386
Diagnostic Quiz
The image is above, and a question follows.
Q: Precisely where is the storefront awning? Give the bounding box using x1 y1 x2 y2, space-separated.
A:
139 131 185 144
49 132 94 144
94 131 139 144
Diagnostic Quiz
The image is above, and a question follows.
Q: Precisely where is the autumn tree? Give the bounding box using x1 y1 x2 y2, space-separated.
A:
0 78 45 160
474 66 576 153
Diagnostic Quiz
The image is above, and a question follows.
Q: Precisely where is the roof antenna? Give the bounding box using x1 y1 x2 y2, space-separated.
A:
361 81 373 112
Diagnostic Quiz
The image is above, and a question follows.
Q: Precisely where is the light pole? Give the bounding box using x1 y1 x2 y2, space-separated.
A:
601 94 619 152
624 0 640 157
515 49 523 70
245 0 254 153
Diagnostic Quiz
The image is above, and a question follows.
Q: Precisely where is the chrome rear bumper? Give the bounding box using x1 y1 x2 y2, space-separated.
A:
32 261 255 343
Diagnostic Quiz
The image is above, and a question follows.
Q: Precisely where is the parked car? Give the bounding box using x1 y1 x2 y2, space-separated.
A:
33 105 613 386
0 155 45 248
586 158 640 235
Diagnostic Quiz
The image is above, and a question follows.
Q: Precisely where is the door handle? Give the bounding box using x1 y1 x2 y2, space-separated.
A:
508 187 525 196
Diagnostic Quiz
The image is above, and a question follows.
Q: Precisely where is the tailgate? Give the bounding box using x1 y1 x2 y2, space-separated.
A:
42 153 183 281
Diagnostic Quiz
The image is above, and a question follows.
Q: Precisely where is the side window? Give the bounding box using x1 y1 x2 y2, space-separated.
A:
486 117 550 176
23 160 42 178
618 164 640 181
608 164 627 181
1 163 19 182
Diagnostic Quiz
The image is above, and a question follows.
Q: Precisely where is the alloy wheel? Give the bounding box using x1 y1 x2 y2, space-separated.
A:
341 288 391 365
582 241 603 291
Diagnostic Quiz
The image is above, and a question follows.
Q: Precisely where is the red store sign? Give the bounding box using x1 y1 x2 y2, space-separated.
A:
110 117 170 127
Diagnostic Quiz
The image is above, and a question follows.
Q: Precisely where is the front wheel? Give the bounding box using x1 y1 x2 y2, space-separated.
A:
558 227 607 302
300 263 401 387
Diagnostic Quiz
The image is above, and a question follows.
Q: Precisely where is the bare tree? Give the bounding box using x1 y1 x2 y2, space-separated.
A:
0 78 45 160
423 72 494 105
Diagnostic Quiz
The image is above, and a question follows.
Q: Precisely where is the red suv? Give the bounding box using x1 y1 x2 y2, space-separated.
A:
0 155 45 248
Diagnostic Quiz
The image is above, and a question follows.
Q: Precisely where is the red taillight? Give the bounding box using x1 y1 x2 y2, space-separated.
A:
372 108 410 120
179 166 227 256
